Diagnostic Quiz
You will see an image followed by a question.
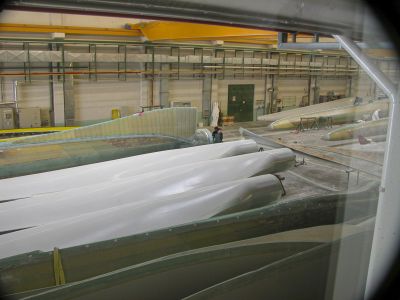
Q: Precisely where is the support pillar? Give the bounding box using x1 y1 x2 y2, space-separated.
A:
278 32 288 44
63 74 75 126
48 43 56 126
160 64 170 108
148 79 154 107
264 75 274 114
346 76 353 97
202 75 212 125
346 57 353 97
269 75 277 113
263 76 268 115
311 76 320 104
307 76 312 106
292 32 297 43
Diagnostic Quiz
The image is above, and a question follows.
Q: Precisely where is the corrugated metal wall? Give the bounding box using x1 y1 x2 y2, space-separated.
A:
276 79 308 107
74 81 145 124
354 71 375 98
169 80 203 109
319 79 348 95
18 82 50 109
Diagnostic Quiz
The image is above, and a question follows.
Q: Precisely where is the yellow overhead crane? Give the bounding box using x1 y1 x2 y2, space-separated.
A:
0 21 311 46
125 21 287 44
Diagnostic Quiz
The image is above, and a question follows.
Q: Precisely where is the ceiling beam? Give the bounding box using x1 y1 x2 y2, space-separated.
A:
4 0 370 40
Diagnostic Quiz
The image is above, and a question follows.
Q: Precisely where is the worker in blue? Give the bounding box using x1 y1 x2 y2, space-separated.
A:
212 126 223 143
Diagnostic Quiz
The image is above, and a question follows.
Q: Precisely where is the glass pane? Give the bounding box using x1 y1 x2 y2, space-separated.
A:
0 1 398 299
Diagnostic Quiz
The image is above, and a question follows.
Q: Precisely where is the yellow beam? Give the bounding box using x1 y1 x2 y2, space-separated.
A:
0 23 142 37
127 21 281 41
0 22 314 47
0 127 77 135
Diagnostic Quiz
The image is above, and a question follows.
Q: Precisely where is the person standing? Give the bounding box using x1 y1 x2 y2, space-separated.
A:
212 126 223 143
276 98 283 112
372 109 381 121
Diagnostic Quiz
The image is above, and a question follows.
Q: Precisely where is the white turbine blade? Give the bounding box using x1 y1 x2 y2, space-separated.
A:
0 148 295 233
0 140 258 201
0 175 282 259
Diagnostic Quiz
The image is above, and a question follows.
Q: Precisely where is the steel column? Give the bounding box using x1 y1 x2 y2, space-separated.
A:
159 64 169 108
48 43 56 126
202 75 212 125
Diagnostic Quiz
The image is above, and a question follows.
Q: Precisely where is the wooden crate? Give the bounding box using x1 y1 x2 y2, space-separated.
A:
222 116 234 126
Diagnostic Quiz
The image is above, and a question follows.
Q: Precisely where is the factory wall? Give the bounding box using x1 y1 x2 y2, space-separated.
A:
352 59 400 100
276 78 308 108
2 51 396 127
1 9 399 128
16 82 54 126
168 80 203 109
354 71 375 98
17 82 50 109
11 80 150 126
5 73 384 127
73 81 147 125
318 79 348 96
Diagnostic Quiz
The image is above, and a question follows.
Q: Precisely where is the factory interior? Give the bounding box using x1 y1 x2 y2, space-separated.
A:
0 1 399 299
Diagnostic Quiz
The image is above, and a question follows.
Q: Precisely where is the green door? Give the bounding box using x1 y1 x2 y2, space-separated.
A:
228 84 254 122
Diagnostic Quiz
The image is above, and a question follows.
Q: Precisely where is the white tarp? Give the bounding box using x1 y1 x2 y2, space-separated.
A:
210 102 220 127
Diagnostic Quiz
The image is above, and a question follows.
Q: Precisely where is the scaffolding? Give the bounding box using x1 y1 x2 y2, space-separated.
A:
0 40 360 82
